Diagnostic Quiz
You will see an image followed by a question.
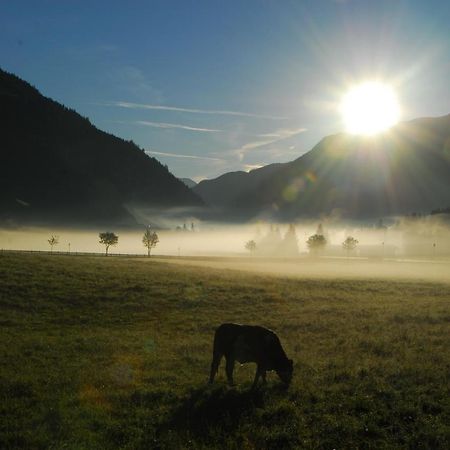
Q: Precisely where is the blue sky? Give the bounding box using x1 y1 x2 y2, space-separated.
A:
1 0 449 180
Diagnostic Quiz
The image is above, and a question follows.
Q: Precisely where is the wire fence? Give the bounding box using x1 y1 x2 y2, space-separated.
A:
0 248 154 258
2 248 450 265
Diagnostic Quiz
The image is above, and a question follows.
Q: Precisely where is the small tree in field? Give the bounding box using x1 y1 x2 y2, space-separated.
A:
48 235 59 253
342 236 358 257
245 240 257 254
142 228 159 257
306 234 326 254
99 232 118 256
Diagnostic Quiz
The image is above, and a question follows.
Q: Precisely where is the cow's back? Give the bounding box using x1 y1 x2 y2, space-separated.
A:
213 323 283 366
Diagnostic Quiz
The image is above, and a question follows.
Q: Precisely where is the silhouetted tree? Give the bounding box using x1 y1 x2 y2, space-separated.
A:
306 234 326 254
281 224 299 256
316 222 329 242
258 224 283 255
245 240 257 254
143 228 159 257
342 236 358 257
317 223 324 235
99 232 118 256
431 206 450 215
48 235 59 253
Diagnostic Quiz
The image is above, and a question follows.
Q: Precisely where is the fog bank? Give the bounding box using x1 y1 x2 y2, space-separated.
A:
1 216 449 258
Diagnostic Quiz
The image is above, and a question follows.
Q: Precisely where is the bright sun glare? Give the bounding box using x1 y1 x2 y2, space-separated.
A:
340 81 400 135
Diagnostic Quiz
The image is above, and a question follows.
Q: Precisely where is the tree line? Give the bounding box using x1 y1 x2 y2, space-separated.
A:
47 228 159 256
245 223 359 256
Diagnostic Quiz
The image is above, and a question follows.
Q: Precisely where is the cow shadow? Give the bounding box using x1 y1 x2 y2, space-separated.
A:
159 383 285 439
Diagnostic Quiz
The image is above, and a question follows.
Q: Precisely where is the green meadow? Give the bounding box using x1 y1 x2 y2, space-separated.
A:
1 252 449 449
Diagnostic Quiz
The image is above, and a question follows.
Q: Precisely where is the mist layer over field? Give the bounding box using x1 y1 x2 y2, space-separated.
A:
2 218 450 286
152 256 450 284
1 216 449 258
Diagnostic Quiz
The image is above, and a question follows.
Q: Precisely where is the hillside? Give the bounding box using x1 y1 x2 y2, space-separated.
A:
194 163 285 209
179 177 197 189
0 69 203 226
195 115 450 220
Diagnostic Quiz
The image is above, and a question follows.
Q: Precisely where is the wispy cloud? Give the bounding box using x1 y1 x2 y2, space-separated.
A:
109 67 164 103
106 101 287 120
231 127 307 160
146 150 225 162
136 120 221 133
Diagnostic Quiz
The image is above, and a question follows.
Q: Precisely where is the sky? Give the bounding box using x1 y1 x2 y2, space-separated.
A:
1 0 450 181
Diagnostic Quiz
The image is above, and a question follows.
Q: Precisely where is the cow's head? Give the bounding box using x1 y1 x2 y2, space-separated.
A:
276 358 293 386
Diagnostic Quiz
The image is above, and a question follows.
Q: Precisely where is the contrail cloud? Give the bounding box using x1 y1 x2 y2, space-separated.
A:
136 120 221 133
231 127 307 160
146 150 225 162
108 101 288 120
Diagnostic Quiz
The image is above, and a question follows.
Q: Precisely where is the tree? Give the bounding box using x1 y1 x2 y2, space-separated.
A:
317 223 324 235
281 224 299 256
258 224 283 256
316 222 329 242
245 240 257 254
99 232 118 256
142 228 159 257
306 234 326 254
342 236 358 257
48 235 59 253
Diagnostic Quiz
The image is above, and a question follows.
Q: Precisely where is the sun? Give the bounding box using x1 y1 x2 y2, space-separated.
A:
340 81 400 135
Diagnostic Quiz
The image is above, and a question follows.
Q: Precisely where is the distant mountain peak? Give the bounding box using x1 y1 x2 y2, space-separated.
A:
194 114 450 220
179 178 197 188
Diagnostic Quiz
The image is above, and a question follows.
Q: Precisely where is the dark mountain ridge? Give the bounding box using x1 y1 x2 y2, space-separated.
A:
193 162 285 208
0 68 202 226
179 178 197 189
194 114 450 220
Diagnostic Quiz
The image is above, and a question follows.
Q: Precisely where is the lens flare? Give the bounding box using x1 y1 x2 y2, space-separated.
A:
340 82 400 135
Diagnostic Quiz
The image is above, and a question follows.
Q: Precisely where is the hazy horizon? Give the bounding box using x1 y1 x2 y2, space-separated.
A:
2 215 449 257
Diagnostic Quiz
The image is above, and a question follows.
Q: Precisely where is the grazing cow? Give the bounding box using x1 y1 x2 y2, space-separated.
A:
209 323 293 389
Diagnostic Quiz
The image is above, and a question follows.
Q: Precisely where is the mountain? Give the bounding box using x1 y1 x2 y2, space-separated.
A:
179 178 197 189
0 69 203 226
194 115 450 220
194 163 284 209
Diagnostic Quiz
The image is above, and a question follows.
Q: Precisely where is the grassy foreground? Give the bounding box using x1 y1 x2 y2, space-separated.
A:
1 253 449 449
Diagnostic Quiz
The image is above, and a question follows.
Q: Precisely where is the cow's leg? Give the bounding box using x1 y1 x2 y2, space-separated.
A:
261 370 267 385
209 351 222 384
252 365 265 389
225 356 236 386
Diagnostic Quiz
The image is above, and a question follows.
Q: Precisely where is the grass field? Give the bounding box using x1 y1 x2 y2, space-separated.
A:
1 252 449 449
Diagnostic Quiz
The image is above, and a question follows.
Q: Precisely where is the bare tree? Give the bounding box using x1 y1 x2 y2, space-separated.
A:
342 236 358 257
99 232 118 256
48 235 59 253
142 228 159 257
245 240 257 254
